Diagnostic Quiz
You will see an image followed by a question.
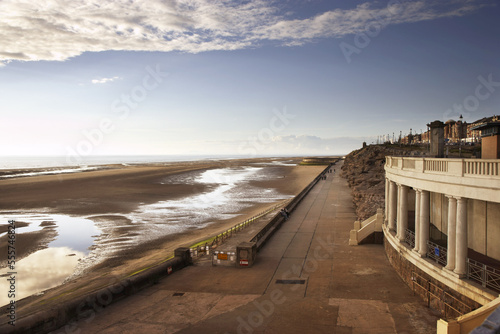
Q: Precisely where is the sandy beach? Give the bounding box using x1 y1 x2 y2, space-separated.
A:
0 157 328 314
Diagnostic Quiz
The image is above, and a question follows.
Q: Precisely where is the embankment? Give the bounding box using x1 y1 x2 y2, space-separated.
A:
341 145 423 221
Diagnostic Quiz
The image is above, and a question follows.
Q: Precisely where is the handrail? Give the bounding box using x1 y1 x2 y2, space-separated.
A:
438 296 500 334
349 208 383 246
360 213 377 229
412 271 473 319
189 203 283 258
419 241 500 294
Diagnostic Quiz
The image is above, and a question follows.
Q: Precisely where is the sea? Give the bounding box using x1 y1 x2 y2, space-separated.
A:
0 155 297 306
0 155 255 170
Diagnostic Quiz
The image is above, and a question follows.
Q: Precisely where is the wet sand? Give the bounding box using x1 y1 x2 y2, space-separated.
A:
0 157 328 314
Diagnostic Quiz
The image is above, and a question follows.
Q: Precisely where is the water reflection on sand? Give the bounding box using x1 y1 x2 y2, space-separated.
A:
125 166 292 241
0 214 99 306
132 167 286 225
0 247 85 306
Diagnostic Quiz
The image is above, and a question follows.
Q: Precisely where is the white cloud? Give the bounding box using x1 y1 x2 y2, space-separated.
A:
0 0 489 66
251 1 488 42
91 76 121 84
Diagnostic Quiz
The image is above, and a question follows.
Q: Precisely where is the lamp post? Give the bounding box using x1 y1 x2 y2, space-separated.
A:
427 125 430 153
459 114 463 157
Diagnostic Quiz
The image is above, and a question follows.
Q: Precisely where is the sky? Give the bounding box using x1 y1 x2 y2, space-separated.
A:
1 0 499 160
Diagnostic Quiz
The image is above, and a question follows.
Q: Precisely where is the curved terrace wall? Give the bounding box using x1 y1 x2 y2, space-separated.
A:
383 156 500 319
385 157 500 202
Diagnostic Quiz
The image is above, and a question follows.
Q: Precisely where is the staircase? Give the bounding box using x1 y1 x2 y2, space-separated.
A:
349 208 384 245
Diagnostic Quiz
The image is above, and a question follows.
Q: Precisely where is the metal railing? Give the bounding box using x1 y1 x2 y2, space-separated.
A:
189 203 283 259
427 240 447 267
251 165 330 248
467 258 500 293
421 241 500 293
404 229 415 248
411 271 473 319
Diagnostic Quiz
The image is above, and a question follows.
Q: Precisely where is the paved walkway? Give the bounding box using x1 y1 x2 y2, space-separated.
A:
55 161 439 334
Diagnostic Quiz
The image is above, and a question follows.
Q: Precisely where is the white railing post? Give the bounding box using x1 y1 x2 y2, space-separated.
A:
376 208 384 230
483 263 487 288
349 229 358 246
354 220 361 230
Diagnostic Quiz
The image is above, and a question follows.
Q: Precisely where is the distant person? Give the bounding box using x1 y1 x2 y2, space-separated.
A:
280 208 289 220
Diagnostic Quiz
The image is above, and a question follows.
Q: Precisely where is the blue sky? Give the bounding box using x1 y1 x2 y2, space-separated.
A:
1 0 499 159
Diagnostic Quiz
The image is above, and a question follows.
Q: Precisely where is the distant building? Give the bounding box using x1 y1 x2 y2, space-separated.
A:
406 115 499 146
444 119 468 143
470 115 500 144
473 121 500 159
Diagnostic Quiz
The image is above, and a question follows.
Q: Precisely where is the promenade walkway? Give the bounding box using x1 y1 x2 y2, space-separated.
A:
57 161 439 334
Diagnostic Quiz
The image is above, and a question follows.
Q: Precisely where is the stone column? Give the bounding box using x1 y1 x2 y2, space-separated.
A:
396 183 402 239
385 178 390 224
414 189 421 252
445 196 457 271
388 181 397 232
454 197 468 276
418 190 430 257
398 185 409 242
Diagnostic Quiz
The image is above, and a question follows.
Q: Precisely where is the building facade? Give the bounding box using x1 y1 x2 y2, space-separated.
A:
401 116 499 146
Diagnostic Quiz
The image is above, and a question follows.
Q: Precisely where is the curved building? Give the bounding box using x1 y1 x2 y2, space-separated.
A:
383 157 500 332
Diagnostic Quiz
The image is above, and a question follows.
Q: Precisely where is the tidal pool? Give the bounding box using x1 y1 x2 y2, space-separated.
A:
0 214 99 306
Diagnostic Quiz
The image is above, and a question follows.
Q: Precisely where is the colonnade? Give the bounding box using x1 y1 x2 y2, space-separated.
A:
385 178 468 277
